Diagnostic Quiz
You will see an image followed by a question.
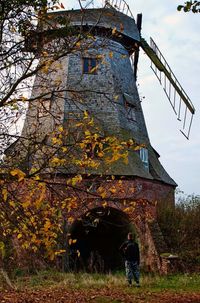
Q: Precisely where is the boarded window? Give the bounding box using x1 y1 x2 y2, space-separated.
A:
123 93 136 122
126 105 136 121
83 58 97 74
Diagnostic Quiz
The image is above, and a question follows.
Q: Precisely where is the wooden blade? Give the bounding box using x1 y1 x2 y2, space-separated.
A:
140 37 195 139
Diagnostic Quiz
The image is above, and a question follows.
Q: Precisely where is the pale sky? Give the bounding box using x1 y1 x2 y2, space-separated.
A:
62 0 200 195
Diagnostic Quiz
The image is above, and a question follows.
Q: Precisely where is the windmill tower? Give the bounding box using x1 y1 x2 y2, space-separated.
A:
6 0 195 272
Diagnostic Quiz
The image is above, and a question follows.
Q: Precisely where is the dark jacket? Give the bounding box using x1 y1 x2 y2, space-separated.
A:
119 240 140 264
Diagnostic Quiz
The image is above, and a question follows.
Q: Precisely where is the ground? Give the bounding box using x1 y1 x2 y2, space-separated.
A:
1 288 200 303
0 272 200 303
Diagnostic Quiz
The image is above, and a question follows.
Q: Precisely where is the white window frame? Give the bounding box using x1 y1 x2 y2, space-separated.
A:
139 148 149 171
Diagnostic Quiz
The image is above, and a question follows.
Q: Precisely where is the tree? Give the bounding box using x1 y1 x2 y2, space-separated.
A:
177 1 200 13
0 0 142 271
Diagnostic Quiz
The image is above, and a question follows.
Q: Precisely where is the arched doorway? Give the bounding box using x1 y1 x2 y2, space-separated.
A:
69 207 137 272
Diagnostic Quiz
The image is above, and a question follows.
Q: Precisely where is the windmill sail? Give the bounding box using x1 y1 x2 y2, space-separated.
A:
140 37 195 139
105 0 134 17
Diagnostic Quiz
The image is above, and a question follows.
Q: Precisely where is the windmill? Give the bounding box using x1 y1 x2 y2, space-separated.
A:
4 0 196 272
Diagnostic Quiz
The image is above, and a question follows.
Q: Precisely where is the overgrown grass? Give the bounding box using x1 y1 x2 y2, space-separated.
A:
5 270 199 293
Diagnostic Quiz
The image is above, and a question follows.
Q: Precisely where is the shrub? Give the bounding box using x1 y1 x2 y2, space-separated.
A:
157 193 200 271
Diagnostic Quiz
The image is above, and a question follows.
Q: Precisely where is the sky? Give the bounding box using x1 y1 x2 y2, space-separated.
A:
62 0 200 196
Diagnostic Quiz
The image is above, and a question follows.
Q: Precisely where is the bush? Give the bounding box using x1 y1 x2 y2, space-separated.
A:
157 193 200 271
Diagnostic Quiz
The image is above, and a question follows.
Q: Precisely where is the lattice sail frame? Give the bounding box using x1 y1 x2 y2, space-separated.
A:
140 38 195 139
104 0 134 17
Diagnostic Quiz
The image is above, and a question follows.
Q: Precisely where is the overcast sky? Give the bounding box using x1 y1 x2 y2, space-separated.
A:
63 0 200 196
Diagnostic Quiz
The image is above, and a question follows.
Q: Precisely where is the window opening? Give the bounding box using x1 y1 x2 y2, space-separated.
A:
139 148 149 171
83 58 97 74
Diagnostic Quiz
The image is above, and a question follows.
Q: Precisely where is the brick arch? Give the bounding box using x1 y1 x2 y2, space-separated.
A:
67 198 162 272
69 205 132 272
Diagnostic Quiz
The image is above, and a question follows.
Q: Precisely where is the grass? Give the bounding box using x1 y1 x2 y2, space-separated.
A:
5 270 199 293
142 273 200 292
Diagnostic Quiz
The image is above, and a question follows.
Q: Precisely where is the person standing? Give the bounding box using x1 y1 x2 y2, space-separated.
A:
120 232 140 287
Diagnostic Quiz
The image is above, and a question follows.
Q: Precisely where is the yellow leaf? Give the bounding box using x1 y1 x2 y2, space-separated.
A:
68 217 74 224
10 168 26 181
83 110 89 119
102 201 107 208
62 147 68 152
90 66 98 73
42 51 48 57
2 188 7 201
70 174 82 186
101 192 106 199
44 220 51 231
96 54 103 59
112 27 117 35
30 167 38 174
55 249 66 256
85 130 91 137
69 238 77 245
76 41 81 48
22 200 31 208
41 64 49 73
124 207 131 213
31 234 37 243
76 122 83 127
109 51 113 59
88 118 94 126
51 157 61 166
110 187 116 194
9 200 15 207
51 137 62 145
79 142 85 149
17 233 22 239
97 152 104 158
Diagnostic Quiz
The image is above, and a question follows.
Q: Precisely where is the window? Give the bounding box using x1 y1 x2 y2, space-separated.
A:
83 58 97 74
139 148 149 171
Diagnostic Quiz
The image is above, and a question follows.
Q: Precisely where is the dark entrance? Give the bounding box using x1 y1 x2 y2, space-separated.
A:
69 207 135 272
